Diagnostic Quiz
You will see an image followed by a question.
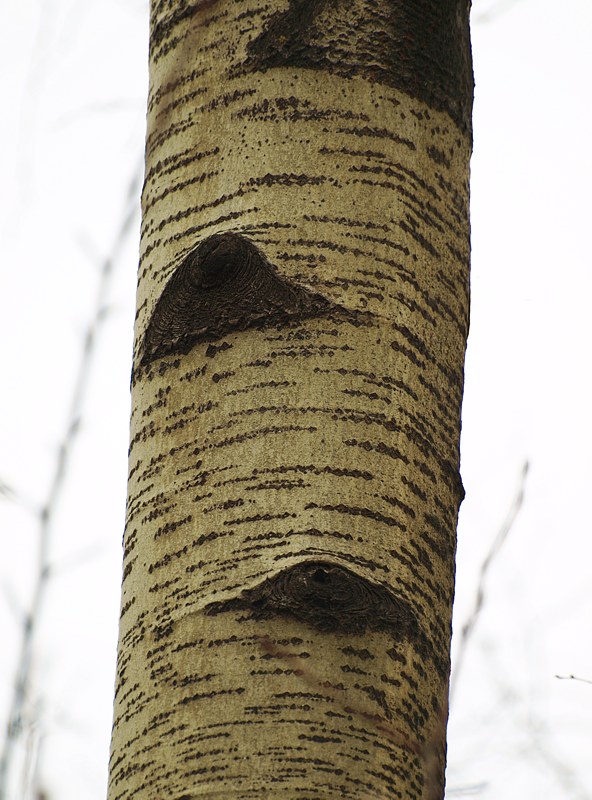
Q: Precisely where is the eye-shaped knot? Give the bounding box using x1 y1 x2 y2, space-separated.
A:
204 560 419 639
139 232 334 371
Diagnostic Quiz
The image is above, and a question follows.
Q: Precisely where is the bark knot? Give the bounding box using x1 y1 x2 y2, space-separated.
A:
137 232 334 378
205 560 418 638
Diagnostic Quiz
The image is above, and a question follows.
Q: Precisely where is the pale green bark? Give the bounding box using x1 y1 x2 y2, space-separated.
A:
108 2 472 798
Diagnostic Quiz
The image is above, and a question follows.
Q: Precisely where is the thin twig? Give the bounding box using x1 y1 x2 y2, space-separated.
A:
525 710 591 800
0 165 141 800
0 479 39 516
474 0 527 23
445 783 487 797
555 674 592 686
449 461 529 703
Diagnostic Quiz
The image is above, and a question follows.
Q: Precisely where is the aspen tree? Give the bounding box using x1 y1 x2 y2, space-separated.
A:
108 1 473 798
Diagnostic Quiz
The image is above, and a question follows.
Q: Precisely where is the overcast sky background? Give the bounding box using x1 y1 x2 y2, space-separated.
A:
1 0 591 798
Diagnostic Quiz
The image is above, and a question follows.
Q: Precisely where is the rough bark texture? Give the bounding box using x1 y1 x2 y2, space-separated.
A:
108 1 472 798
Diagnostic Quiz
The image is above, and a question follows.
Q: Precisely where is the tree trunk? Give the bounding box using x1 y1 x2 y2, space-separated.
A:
107 1 473 798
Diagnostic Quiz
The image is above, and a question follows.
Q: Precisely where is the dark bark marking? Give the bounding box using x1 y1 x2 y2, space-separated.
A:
340 645 374 660
139 233 335 373
205 561 418 639
426 145 451 168
304 501 407 532
359 684 392 720
234 0 473 134
150 0 221 54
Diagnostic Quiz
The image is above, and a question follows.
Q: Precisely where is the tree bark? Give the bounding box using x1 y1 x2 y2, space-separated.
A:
108 1 473 798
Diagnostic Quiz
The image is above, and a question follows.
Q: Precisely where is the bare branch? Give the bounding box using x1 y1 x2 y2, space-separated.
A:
449 460 529 703
446 783 487 797
0 164 141 800
555 674 592 686
0 583 26 627
525 711 591 800
474 0 527 24
0 479 40 515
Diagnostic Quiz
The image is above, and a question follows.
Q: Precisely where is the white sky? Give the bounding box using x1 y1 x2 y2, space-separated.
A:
0 1 591 798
